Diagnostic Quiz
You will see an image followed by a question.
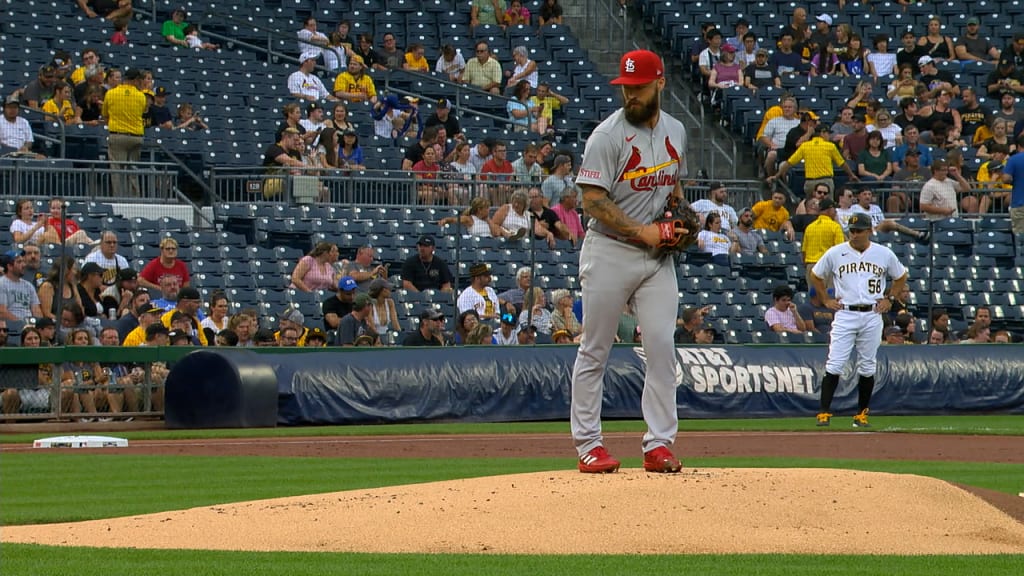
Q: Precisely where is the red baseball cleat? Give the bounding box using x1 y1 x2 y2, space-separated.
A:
578 446 621 473
643 446 682 473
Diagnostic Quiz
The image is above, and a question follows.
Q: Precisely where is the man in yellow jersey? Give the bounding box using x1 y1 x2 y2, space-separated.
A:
159 287 208 346
800 198 845 288
769 123 860 195
102 68 148 197
752 190 796 241
121 305 165 347
70 49 100 85
333 55 377 103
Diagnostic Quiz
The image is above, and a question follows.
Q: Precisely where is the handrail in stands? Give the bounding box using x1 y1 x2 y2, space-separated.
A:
186 11 546 132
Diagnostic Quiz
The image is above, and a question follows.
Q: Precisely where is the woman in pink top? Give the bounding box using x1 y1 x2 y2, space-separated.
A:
708 44 744 111
290 242 341 292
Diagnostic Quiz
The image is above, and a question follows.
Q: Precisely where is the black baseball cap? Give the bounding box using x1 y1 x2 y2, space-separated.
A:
419 308 444 321
254 328 277 343
848 213 873 231
416 235 435 246
177 287 201 300
35 317 56 329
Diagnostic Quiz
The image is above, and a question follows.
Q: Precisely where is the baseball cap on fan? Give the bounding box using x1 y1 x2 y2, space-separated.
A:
610 50 664 85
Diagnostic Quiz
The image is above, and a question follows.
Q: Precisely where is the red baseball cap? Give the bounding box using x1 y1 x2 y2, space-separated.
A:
610 50 664 85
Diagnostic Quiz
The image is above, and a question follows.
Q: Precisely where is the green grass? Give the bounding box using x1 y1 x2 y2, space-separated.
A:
2 414 1022 445
3 454 1023 526
2 545 1020 576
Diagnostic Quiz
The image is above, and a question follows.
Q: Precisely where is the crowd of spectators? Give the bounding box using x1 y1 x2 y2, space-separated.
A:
685 5 1021 222
3 2 1022 423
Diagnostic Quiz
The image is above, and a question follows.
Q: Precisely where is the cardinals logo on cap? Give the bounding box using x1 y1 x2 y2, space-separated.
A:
611 49 664 85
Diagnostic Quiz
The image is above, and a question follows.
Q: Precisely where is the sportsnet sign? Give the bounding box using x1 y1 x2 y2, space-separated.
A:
677 347 817 395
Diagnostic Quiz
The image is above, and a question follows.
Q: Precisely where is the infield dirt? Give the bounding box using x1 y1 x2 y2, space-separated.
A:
4 468 1024 555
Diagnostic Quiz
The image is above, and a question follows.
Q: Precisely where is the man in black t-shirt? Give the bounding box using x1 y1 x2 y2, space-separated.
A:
781 112 817 163
526 187 571 248
424 99 463 141
917 56 959 99
743 48 780 91
401 125 439 170
957 86 991 142
145 87 174 129
322 275 357 332
262 128 304 169
400 235 453 292
896 30 923 76
893 97 931 134
401 308 446 346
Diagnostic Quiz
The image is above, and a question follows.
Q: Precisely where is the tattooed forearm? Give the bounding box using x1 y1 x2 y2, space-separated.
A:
581 185 644 237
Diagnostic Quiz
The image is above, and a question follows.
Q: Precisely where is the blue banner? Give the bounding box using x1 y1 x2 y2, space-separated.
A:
167 345 1024 426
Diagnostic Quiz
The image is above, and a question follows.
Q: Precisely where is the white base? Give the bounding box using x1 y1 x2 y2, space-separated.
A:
33 435 129 448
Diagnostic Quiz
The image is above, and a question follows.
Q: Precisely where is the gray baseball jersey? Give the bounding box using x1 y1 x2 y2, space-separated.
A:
575 108 688 237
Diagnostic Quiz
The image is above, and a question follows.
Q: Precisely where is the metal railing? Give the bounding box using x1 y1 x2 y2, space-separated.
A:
17 105 67 158
577 0 632 56
0 158 182 199
191 12 546 131
209 165 552 208
0 346 187 422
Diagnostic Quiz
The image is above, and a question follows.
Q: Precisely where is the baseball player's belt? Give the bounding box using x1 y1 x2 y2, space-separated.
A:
598 231 647 248
845 304 874 312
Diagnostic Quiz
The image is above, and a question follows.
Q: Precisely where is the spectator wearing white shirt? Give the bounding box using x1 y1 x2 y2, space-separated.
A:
299 102 327 135
468 137 496 173
690 181 739 231
296 17 328 60
83 231 131 287
851 188 931 241
456 263 501 321
288 54 333 102
0 95 38 156
697 212 732 266
435 44 466 82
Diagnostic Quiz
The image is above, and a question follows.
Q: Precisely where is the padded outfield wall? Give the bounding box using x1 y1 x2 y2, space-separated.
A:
164 345 1024 428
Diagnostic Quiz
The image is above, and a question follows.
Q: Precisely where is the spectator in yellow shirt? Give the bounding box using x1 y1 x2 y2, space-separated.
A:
527 82 568 136
333 55 377 103
122 306 166 347
41 82 81 125
752 190 796 241
70 49 100 85
976 142 1012 214
800 198 846 287
769 124 859 195
403 44 430 72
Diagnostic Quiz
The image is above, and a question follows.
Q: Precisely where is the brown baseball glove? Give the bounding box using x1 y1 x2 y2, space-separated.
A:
653 205 699 253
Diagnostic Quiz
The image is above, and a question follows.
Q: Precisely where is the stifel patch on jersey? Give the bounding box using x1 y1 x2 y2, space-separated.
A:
578 168 601 179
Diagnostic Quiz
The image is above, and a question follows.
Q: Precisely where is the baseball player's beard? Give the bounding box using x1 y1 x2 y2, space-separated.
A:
623 91 660 126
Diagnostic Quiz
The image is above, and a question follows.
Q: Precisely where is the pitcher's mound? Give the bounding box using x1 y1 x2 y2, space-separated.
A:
5 468 1024 555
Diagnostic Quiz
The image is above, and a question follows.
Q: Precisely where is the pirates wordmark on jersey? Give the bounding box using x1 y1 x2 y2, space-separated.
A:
835 260 887 279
